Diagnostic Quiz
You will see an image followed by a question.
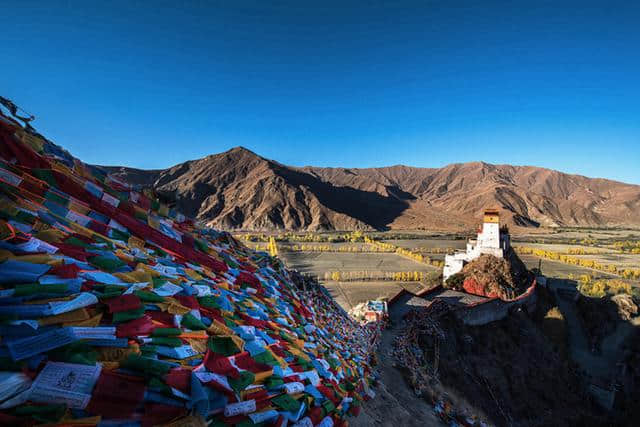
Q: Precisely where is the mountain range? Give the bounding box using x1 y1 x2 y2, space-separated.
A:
104 147 640 232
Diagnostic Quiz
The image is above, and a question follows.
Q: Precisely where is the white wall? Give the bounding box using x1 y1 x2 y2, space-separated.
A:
443 219 507 282
478 222 500 249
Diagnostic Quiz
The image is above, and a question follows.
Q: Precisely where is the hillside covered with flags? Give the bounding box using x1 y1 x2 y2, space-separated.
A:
0 99 381 427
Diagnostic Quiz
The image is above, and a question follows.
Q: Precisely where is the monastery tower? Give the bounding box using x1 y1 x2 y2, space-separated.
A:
443 209 511 281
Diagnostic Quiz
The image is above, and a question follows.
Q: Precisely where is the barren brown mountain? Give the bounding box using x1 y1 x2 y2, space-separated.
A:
105 146 640 231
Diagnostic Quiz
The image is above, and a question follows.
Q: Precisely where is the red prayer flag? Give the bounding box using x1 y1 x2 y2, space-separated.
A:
165 368 191 394
232 352 272 374
173 295 199 310
116 315 155 338
140 403 186 427
147 311 175 327
86 371 145 418
49 262 82 278
204 350 240 379
105 294 142 313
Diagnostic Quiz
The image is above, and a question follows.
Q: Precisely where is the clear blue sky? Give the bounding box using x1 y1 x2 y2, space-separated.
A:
2 1 639 183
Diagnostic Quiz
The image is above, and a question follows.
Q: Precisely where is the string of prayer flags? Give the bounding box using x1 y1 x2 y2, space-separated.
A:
0 103 383 425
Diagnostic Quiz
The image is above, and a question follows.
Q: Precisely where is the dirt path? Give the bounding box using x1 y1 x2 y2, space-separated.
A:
352 294 442 426
551 280 604 373
600 316 639 371
550 279 632 383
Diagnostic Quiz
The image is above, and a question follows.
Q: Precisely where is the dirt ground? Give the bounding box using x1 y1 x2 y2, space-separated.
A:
323 281 426 310
277 242 372 251
280 251 435 310
512 242 614 253
576 253 640 269
351 297 444 427
280 251 438 278
518 254 620 279
516 228 640 241
382 239 466 251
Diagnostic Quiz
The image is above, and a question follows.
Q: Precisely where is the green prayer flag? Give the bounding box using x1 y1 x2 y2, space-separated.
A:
228 370 255 393
253 349 279 367
89 255 125 273
271 393 301 412
181 313 207 330
197 296 220 310
14 404 66 423
14 283 67 297
264 375 284 389
110 228 130 242
103 285 125 296
208 336 242 357
112 307 145 323
135 290 165 303
151 337 183 347
322 399 336 414
151 327 181 337
64 236 91 248
152 276 168 287
48 342 98 366
122 354 171 378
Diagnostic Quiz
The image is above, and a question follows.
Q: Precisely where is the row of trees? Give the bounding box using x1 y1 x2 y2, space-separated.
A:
565 247 612 255
285 244 392 253
573 274 636 298
364 236 445 268
323 270 429 282
283 243 455 254
253 236 447 270
612 240 640 254
237 231 365 243
516 247 640 280
515 236 600 246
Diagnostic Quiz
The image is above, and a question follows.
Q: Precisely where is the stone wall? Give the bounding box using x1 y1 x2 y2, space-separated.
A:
454 279 537 326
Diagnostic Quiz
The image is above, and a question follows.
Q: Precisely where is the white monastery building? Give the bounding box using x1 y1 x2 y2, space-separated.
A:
443 209 511 281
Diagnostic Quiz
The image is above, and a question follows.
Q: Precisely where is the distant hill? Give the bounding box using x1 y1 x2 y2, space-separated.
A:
104 146 640 231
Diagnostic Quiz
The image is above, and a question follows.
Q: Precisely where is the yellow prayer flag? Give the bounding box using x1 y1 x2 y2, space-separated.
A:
39 308 91 326
64 312 103 327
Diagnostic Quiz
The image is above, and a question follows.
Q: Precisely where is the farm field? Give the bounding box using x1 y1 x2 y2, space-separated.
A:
511 242 613 253
279 250 437 310
381 239 465 251
517 228 640 241
279 251 437 278
575 253 640 269
518 254 619 280
514 242 640 283
277 242 372 251
276 232 640 311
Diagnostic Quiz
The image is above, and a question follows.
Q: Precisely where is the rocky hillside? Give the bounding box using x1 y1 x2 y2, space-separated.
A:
106 147 640 231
